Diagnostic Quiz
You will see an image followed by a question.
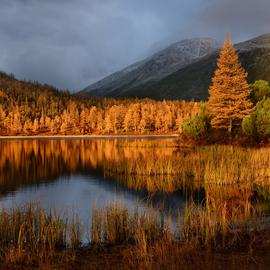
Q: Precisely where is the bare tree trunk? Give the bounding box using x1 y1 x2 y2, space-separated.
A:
228 118 232 134
228 118 232 143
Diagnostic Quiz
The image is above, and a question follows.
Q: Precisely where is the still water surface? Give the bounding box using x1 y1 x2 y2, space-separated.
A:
0 138 269 237
0 139 187 233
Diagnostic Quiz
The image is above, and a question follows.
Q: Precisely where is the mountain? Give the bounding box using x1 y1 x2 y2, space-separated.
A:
80 38 219 97
135 34 270 101
80 34 270 101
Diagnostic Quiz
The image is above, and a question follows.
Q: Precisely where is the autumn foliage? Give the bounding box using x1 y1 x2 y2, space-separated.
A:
208 38 253 133
0 72 201 136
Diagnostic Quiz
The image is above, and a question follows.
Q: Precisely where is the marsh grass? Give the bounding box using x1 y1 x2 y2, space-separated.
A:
0 197 265 269
91 202 166 246
0 202 168 266
0 204 82 265
1 140 270 193
103 145 270 192
1 141 270 269
181 202 258 249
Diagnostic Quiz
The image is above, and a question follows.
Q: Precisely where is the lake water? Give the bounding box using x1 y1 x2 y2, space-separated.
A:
0 139 190 237
0 138 269 240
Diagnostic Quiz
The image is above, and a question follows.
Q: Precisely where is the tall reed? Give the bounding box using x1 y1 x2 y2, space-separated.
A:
0 204 80 263
91 202 166 246
104 145 270 191
0 200 265 268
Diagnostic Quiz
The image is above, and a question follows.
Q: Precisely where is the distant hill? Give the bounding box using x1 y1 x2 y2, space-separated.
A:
80 34 270 101
79 38 219 97
0 71 63 96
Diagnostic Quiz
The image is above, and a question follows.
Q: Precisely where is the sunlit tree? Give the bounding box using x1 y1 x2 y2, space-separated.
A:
208 38 253 133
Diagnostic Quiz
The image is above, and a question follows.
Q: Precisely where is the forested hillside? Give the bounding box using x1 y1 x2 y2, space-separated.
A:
0 72 200 136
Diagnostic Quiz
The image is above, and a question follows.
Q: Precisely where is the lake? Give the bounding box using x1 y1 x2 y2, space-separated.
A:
0 138 269 241
0 139 190 239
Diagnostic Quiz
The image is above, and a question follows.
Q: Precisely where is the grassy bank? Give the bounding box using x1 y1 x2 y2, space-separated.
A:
0 201 268 270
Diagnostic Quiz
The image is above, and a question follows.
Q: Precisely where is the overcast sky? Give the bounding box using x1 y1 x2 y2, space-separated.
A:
0 0 269 91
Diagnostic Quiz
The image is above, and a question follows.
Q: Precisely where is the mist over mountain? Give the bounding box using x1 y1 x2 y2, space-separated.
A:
80 38 219 97
80 34 270 101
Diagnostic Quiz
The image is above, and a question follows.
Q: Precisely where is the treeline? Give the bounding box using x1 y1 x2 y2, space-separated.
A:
0 72 200 135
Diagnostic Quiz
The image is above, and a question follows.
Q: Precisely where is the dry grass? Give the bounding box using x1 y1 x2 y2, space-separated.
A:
91 202 166 246
1 140 270 269
104 145 270 191
0 204 81 265
0 199 267 269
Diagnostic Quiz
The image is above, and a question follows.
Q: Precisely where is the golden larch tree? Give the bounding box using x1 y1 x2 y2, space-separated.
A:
208 38 253 133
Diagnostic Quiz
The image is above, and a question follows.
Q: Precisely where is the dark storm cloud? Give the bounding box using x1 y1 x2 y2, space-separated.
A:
195 0 270 42
0 0 269 91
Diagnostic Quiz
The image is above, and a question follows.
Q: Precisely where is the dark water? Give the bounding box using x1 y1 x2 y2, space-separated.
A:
0 139 188 235
0 138 269 237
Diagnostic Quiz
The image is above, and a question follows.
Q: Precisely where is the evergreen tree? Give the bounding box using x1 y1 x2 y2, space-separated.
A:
208 38 253 133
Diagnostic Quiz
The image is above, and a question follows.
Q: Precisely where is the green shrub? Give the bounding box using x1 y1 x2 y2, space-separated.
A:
242 113 257 140
256 99 270 138
242 98 270 140
182 106 208 140
250 80 270 105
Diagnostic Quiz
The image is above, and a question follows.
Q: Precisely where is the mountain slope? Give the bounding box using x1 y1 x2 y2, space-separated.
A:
80 38 219 96
126 34 270 101
80 34 270 101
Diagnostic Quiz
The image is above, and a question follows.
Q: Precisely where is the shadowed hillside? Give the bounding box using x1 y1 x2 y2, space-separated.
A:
81 34 270 101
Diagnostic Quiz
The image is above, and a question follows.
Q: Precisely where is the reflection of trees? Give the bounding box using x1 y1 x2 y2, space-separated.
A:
0 139 179 193
0 139 270 220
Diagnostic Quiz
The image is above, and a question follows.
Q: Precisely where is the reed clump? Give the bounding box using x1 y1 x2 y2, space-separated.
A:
0 204 81 264
0 202 167 267
181 199 260 250
91 203 166 246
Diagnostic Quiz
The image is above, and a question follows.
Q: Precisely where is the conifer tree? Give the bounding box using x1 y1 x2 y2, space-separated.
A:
208 38 253 133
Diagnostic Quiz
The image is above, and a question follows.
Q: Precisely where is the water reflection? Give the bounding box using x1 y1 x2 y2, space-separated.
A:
0 139 177 194
0 139 187 234
0 139 269 228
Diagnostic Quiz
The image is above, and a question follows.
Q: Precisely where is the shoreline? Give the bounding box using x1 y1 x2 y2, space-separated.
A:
0 134 180 141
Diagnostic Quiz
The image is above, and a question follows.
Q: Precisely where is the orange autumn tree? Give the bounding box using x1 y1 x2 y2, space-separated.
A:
208 38 253 133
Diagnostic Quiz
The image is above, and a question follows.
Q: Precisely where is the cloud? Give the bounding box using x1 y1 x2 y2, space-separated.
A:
0 0 268 91
196 0 270 41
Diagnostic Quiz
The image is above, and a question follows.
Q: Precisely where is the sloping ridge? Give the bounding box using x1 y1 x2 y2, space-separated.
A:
81 34 270 101
80 37 219 96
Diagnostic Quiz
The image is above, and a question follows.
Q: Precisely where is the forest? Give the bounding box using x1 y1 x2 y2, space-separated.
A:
0 72 200 136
